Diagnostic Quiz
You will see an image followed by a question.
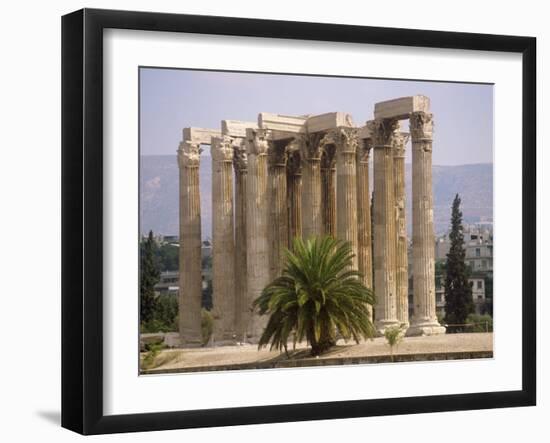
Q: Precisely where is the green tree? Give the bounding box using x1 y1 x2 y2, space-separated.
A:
444 195 474 331
140 230 160 324
483 272 493 316
154 295 179 331
254 236 376 356
158 243 179 271
201 279 213 310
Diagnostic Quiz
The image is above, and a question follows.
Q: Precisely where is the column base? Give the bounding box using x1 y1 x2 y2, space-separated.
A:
241 336 262 345
375 319 402 336
178 336 203 349
210 339 238 347
406 320 446 337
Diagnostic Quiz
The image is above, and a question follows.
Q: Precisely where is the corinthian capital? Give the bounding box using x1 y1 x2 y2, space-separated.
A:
325 127 359 155
357 138 373 163
211 136 235 162
393 132 410 157
285 150 300 176
409 112 434 141
233 139 248 172
366 119 401 147
296 133 324 161
245 128 271 156
178 141 201 168
268 142 287 167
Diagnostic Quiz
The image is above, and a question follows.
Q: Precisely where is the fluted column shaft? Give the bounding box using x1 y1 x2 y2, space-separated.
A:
268 144 288 279
369 119 400 334
394 133 410 327
233 142 248 341
211 137 236 342
321 146 336 238
408 112 445 336
335 128 359 269
301 135 323 240
245 129 270 341
357 139 373 320
287 150 302 248
178 142 203 345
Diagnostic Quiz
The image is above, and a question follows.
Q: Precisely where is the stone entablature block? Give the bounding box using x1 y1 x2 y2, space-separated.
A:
306 112 354 133
182 127 221 145
374 95 430 120
222 120 258 138
357 125 372 140
258 113 308 134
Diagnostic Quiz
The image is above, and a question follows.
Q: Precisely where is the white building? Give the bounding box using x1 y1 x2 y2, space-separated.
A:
429 223 493 318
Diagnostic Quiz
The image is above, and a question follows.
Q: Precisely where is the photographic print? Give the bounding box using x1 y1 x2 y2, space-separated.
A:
138 68 494 374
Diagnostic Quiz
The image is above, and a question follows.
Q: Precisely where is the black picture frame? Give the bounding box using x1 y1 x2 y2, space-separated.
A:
61 8 536 435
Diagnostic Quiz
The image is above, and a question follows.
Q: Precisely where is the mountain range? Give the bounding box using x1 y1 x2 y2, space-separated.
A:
140 155 493 238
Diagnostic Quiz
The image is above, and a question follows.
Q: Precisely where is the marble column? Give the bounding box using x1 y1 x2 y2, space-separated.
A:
286 148 302 248
244 128 270 341
211 136 236 343
177 141 203 345
393 132 410 328
233 140 248 342
321 144 336 238
408 112 445 336
357 138 373 320
268 142 288 280
335 128 359 269
300 134 323 240
368 119 401 334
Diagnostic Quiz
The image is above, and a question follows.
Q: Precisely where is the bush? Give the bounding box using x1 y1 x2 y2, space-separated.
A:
140 295 178 333
141 318 169 334
384 324 405 361
201 309 214 346
142 341 165 369
466 314 493 332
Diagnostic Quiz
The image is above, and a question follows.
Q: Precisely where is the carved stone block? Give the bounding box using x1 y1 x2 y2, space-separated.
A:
306 112 354 133
182 127 221 145
374 95 430 120
221 120 257 138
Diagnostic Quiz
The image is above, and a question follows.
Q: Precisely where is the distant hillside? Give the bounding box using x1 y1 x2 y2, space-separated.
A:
140 155 492 237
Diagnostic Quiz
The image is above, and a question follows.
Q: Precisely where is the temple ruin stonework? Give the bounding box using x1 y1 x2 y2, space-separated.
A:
177 95 445 345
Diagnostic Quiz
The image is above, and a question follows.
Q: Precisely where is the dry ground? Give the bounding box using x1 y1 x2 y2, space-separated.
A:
141 332 493 373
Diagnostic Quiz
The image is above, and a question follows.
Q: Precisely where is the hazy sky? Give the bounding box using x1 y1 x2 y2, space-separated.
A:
140 68 493 165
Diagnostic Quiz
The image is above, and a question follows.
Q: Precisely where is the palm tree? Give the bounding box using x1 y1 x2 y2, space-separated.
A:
253 236 376 356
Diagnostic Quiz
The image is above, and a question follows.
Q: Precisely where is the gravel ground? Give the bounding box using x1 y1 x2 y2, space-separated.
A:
143 332 493 372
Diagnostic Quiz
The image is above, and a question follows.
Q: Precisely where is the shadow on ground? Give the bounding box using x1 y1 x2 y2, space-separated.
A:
36 410 60 426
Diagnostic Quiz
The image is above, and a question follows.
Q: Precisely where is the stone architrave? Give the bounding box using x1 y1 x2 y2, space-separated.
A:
407 112 446 336
299 134 324 240
374 95 430 121
357 137 373 320
177 141 203 345
393 132 410 328
368 119 401 335
332 128 359 269
233 139 248 342
320 143 336 238
268 141 289 280
244 128 271 341
286 145 302 248
211 136 236 343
